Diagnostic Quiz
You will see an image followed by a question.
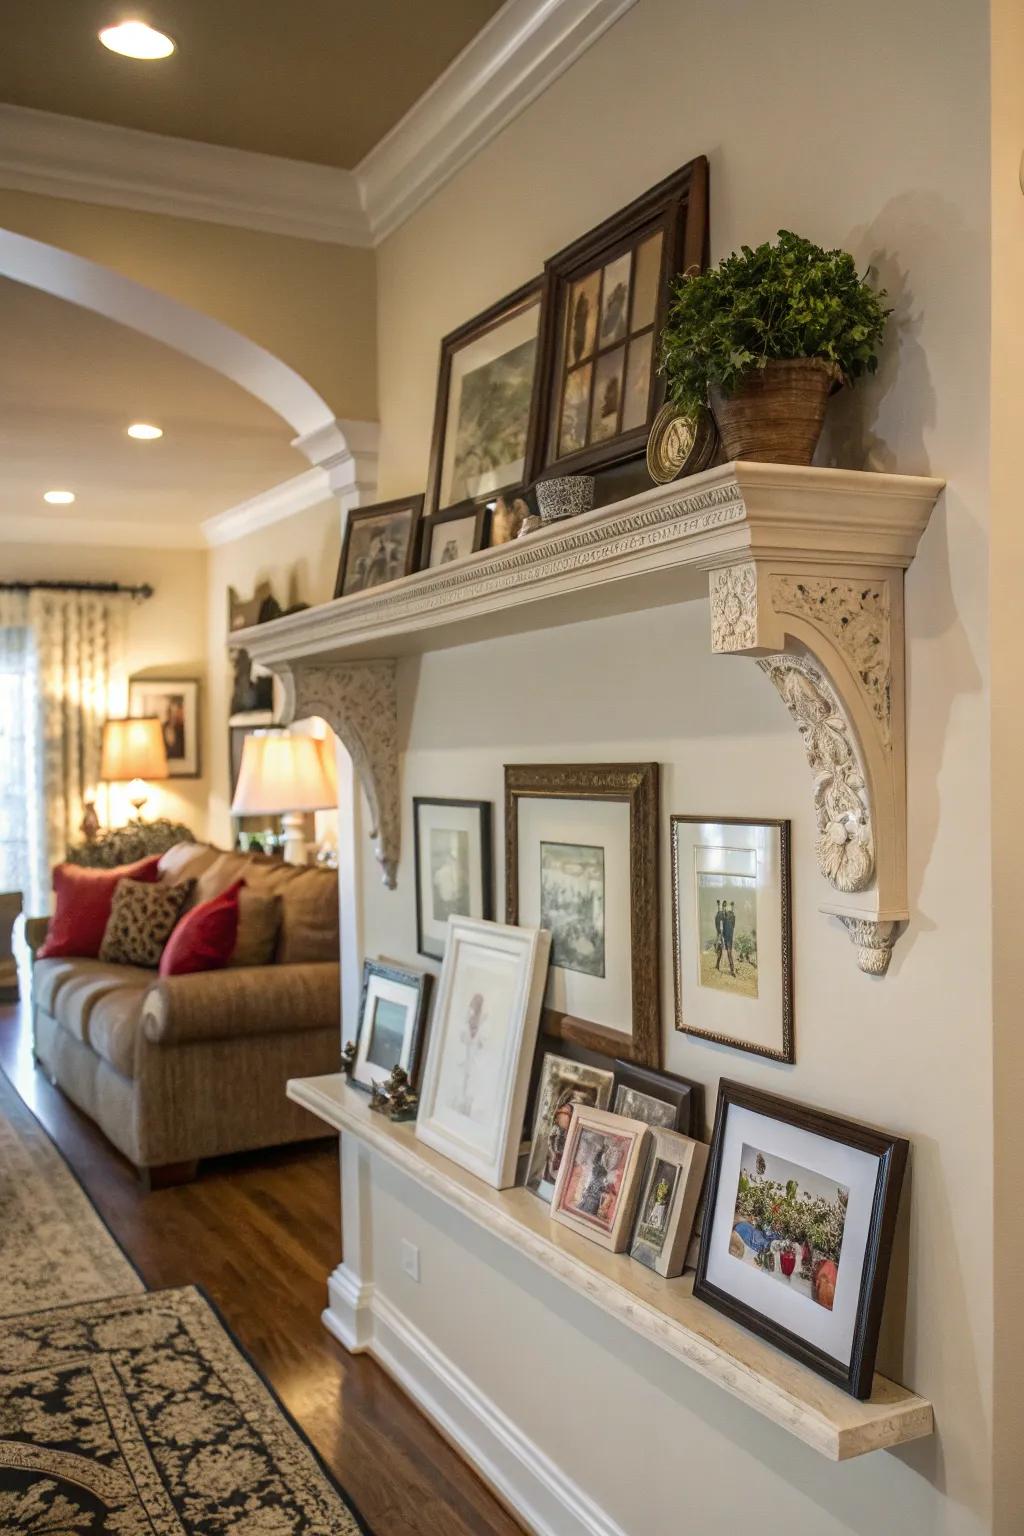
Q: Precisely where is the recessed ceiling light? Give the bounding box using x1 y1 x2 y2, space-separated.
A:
43 490 76 505
127 422 163 440
99 20 176 59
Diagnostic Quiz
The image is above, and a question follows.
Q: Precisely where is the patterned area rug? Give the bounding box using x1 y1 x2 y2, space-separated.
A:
0 1074 368 1534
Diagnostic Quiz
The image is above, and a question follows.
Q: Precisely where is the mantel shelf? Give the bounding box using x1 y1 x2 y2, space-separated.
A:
235 460 944 971
288 1073 934 1462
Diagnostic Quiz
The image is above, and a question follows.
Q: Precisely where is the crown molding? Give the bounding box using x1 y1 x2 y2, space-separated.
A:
201 467 333 547
0 0 636 247
0 512 206 550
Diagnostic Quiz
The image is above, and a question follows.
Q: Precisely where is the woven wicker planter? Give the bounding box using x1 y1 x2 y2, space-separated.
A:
710 358 839 465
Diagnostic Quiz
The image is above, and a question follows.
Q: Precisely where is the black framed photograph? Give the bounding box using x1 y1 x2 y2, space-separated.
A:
425 278 543 514
414 798 494 961
418 502 490 570
334 496 424 599
532 157 709 481
351 958 433 1094
128 677 200 778
694 1080 909 1399
671 815 794 1063
611 1059 702 1136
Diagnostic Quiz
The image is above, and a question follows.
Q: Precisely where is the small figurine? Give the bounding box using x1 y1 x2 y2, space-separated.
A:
80 799 100 842
490 494 529 544
368 1080 390 1113
383 1065 419 1122
341 1040 357 1077
516 512 543 538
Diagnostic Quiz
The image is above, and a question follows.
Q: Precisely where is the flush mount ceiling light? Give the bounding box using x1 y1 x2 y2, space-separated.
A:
126 422 163 440
98 20 176 59
43 490 76 505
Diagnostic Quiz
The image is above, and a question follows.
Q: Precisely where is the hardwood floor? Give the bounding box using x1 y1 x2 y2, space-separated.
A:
0 993 524 1536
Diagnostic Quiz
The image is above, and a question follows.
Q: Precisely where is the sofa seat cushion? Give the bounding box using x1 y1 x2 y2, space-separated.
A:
35 958 154 1049
89 983 151 1078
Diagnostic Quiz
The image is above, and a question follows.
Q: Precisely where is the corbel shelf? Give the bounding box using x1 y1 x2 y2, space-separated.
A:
235 460 944 970
288 1073 934 1462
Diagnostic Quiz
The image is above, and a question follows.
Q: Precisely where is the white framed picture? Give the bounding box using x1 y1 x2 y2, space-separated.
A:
128 677 200 778
415 915 551 1189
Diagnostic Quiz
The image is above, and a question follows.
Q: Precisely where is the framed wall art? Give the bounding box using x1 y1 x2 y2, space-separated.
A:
612 1059 702 1135
334 496 424 599
128 678 200 778
532 157 709 481
505 763 660 1066
418 503 490 570
350 959 433 1094
425 278 544 515
414 798 494 961
415 915 551 1189
629 1127 709 1278
694 1080 909 1399
550 1104 650 1252
523 1050 615 1204
671 816 793 1063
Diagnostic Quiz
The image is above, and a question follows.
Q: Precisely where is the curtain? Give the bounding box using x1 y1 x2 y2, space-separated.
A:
0 593 41 912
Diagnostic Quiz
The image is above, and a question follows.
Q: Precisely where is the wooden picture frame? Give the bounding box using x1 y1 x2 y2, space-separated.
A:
425 278 544 515
505 762 660 1067
350 959 433 1094
413 797 494 960
418 502 490 571
532 157 709 481
611 1059 703 1137
629 1127 710 1278
523 1049 616 1205
128 677 200 778
550 1103 650 1252
334 495 424 600
694 1080 909 1399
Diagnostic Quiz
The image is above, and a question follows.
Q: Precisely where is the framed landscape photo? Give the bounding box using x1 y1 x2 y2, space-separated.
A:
426 278 543 515
612 1059 702 1135
415 916 551 1189
532 158 709 481
550 1104 650 1252
505 763 660 1066
629 1127 709 1278
334 496 424 599
418 503 490 570
694 1081 909 1399
351 959 433 1094
413 798 494 961
128 678 199 778
523 1050 615 1204
671 815 794 1063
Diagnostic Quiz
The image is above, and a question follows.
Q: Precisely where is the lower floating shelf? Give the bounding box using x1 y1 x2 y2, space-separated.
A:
288 1073 933 1462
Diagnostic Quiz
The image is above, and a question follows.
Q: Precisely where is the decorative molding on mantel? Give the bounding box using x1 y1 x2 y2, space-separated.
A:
235 461 944 971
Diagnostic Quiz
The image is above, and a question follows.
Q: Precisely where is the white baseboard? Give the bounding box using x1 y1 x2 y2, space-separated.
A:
325 1283 627 1536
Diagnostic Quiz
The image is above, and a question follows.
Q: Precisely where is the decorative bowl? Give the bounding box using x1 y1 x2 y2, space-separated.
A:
535 475 596 523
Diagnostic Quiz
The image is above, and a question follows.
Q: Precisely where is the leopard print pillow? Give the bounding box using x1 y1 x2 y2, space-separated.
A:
99 877 195 968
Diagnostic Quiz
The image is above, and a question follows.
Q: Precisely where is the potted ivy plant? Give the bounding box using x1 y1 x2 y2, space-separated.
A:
659 230 890 465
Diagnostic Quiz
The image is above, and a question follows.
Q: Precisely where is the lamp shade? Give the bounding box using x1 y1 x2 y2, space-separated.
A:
100 717 169 782
231 731 337 816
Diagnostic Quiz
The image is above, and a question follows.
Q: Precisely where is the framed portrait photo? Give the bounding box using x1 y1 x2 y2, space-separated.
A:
418 503 490 571
413 798 494 961
350 959 433 1094
334 496 424 599
426 278 543 515
523 1050 615 1204
694 1081 909 1399
505 763 660 1067
671 815 794 1064
415 916 551 1189
533 158 709 481
551 1104 650 1253
629 1127 709 1278
128 678 200 778
612 1059 701 1136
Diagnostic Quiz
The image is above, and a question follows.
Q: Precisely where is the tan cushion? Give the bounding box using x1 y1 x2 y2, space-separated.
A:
195 851 252 906
89 984 149 1078
244 863 338 965
35 958 154 1047
99 879 194 968
229 889 281 968
158 841 221 889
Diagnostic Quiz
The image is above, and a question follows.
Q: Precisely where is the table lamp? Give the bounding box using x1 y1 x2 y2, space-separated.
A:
100 717 169 819
230 730 337 865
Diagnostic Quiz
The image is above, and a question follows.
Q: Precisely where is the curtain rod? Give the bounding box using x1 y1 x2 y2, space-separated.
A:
0 579 153 600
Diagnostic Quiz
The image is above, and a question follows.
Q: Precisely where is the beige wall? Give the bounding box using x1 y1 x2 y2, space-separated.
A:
0 540 209 836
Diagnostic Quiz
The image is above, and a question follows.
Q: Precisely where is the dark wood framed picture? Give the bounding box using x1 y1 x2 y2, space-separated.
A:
671 815 794 1063
425 277 544 515
128 677 200 778
418 502 490 571
413 797 494 960
694 1080 909 1399
611 1059 703 1137
334 495 424 599
350 958 433 1094
532 157 709 481
505 762 660 1067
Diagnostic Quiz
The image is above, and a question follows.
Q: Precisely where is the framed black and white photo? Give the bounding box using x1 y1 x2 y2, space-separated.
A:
629 1127 709 1278
523 1050 615 1204
414 798 494 961
694 1081 909 1398
334 496 424 599
418 503 489 570
351 959 433 1094
671 815 794 1063
128 678 200 778
612 1059 702 1136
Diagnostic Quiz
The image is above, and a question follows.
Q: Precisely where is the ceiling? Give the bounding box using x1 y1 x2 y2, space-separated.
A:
0 277 304 534
0 0 506 168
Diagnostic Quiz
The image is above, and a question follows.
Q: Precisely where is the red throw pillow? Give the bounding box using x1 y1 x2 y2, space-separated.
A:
38 855 163 960
159 880 243 978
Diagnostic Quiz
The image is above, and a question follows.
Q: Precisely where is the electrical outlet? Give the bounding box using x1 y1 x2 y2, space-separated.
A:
400 1238 420 1282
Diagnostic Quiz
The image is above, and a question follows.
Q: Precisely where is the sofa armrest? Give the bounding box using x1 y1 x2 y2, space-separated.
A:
141 963 340 1048
24 917 50 958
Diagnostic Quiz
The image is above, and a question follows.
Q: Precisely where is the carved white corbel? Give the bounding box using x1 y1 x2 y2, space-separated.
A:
709 561 907 974
276 659 399 887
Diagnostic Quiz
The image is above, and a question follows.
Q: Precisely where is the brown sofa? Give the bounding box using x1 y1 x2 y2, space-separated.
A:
28 843 342 1185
